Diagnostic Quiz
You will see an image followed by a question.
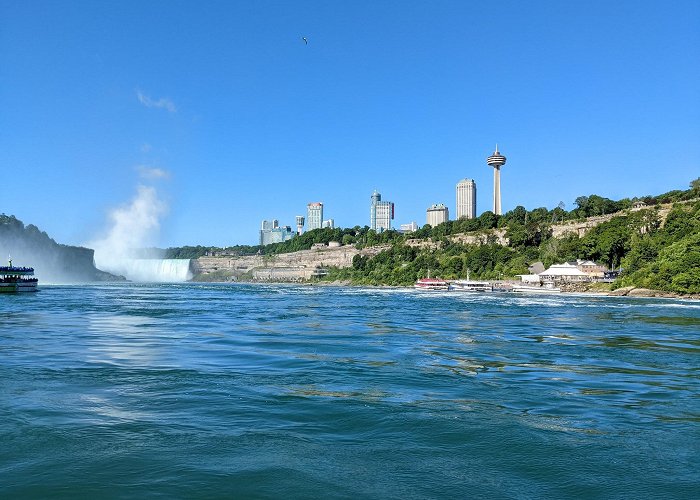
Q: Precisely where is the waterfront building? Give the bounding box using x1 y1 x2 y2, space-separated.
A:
576 259 607 279
295 215 305 235
456 179 477 219
426 204 449 227
399 222 419 233
307 202 323 231
487 145 507 215
370 190 394 232
539 263 589 283
322 219 335 229
259 219 295 246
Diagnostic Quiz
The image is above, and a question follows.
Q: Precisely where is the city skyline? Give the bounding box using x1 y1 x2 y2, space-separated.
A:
2 2 698 247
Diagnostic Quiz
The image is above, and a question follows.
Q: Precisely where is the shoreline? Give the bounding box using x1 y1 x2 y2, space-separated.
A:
184 278 700 301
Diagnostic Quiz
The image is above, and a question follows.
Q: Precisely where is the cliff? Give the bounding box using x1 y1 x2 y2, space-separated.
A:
193 244 388 282
0 214 122 283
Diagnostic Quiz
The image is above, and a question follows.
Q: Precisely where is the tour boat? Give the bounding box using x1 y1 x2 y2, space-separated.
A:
511 283 561 294
449 271 493 292
450 279 493 292
414 278 449 291
0 257 38 293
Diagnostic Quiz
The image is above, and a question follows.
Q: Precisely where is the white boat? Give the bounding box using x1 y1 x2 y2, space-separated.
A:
450 279 493 292
449 271 492 292
511 283 561 294
0 257 38 293
414 278 449 291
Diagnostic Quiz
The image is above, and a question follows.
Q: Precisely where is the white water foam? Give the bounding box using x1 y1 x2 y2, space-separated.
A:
118 259 192 283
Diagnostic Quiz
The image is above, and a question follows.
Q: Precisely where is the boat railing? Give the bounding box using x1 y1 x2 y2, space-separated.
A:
0 266 35 273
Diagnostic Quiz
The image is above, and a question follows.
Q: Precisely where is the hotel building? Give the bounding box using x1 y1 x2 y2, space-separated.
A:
306 202 324 231
456 178 477 219
426 204 449 227
370 190 394 232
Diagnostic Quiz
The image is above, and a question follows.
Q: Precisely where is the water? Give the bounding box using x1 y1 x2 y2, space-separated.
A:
1 284 698 498
98 259 192 283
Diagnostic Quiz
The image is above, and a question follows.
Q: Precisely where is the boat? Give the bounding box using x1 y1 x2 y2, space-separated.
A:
0 257 38 293
414 278 449 291
450 279 493 292
449 270 493 292
511 283 561 294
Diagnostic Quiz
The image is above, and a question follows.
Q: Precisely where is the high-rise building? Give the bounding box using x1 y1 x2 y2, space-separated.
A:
426 203 449 227
370 190 394 232
295 215 305 235
487 145 507 215
456 178 477 219
260 219 295 245
306 202 323 231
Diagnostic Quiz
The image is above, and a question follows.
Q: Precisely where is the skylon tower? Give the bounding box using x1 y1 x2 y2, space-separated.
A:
487 145 507 215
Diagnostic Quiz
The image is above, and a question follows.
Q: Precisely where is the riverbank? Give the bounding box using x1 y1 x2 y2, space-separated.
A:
185 277 700 300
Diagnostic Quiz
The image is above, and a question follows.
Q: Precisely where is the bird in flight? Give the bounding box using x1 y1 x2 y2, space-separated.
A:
302 37 308 45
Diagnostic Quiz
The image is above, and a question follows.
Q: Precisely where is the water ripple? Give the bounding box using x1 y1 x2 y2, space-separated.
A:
1 284 698 497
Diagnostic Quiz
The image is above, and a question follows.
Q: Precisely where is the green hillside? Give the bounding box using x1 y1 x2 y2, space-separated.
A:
323 180 700 294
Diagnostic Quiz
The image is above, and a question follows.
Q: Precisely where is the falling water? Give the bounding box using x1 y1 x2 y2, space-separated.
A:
120 259 192 282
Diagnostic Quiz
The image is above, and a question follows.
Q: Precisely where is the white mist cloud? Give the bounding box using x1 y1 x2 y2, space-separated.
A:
89 185 168 277
137 165 170 179
136 90 176 113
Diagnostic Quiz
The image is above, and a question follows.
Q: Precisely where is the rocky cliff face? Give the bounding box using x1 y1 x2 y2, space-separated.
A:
193 245 388 282
0 214 122 282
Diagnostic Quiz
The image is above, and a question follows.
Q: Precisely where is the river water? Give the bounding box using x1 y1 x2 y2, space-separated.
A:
1 284 698 498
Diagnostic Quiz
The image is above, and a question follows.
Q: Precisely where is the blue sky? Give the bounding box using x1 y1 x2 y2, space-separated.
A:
1 0 699 247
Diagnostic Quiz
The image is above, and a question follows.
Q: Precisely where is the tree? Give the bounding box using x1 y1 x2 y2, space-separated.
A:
691 177 700 197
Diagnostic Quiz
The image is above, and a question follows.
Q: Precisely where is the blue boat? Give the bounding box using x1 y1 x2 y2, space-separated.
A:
0 257 38 293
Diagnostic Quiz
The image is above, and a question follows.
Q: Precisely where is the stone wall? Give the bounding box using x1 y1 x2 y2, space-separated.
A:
193 244 389 282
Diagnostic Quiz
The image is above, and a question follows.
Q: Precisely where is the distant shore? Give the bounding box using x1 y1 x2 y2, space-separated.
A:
207 278 700 300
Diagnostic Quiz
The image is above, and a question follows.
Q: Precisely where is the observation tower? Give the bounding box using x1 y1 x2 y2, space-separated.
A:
487 144 507 215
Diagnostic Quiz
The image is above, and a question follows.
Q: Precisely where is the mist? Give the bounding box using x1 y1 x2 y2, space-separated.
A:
88 184 169 279
0 213 114 283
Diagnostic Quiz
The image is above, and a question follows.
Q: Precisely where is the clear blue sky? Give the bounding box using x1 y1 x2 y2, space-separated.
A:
2 0 699 247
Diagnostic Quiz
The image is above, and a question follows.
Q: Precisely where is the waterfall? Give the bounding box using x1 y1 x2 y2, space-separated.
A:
118 259 192 283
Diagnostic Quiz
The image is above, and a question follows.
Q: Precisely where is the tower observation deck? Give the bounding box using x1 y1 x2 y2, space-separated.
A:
487 145 507 215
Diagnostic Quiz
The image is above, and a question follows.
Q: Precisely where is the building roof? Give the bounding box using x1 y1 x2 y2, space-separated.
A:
528 261 545 274
540 263 588 277
577 260 598 266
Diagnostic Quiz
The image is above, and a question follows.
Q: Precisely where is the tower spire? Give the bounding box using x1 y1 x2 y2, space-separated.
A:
486 145 507 215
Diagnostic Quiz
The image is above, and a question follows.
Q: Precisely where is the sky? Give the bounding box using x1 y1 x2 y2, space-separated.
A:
1 0 699 247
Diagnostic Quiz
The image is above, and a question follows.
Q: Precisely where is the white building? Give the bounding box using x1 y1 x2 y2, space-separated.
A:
322 219 335 229
456 178 477 219
307 202 323 231
370 190 394 232
295 215 305 235
539 263 590 282
426 204 449 227
400 222 419 233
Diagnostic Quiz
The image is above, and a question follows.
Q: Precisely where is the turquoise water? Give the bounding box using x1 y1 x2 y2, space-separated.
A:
1 284 698 498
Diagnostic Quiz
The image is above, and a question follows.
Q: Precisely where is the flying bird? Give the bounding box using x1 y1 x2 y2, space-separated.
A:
302 37 308 45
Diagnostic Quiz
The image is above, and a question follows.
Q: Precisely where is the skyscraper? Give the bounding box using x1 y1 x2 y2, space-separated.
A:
487 145 507 215
295 215 305 235
260 219 295 245
370 190 394 232
306 202 323 231
456 178 477 219
426 203 449 227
